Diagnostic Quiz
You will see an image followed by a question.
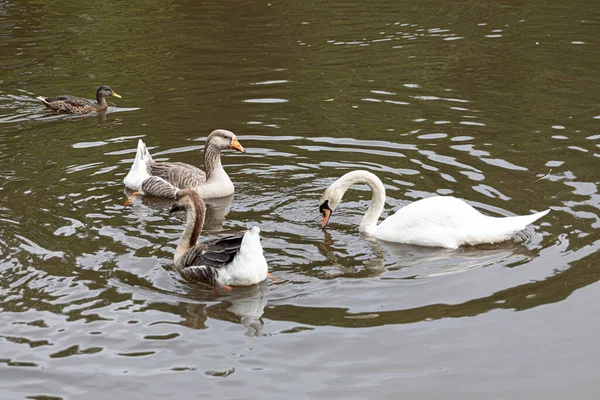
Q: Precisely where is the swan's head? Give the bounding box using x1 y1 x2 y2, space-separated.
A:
96 85 121 99
207 129 245 153
319 185 343 228
169 189 204 214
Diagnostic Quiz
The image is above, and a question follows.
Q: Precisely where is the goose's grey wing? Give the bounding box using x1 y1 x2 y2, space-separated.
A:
179 264 220 285
181 232 246 270
177 233 245 285
140 176 179 199
150 162 206 189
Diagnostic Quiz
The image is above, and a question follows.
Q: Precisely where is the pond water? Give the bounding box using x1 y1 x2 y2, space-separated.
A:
1 0 599 398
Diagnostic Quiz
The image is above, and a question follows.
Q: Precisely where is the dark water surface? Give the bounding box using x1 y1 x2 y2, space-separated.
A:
1 0 600 398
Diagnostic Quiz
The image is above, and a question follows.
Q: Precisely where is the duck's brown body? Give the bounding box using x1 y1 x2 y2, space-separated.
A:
37 85 121 114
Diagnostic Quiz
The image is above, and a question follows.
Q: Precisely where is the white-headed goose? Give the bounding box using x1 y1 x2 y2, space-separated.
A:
123 129 245 203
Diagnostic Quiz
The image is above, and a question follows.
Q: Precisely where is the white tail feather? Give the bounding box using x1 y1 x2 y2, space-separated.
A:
123 139 153 190
215 227 268 287
462 209 551 247
36 96 49 105
496 209 550 233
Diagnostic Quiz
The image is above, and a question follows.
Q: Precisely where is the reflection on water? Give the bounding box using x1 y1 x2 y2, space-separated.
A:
1 0 599 397
124 189 233 232
174 282 268 336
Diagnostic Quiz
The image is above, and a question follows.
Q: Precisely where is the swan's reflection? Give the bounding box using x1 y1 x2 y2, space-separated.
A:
378 239 535 279
123 188 233 231
319 230 535 280
317 230 388 278
178 282 269 336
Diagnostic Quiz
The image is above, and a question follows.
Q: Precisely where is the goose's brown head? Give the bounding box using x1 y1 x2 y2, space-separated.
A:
169 189 204 214
206 129 245 153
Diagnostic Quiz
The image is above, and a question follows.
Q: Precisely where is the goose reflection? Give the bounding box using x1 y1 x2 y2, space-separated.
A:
123 188 233 231
178 282 268 336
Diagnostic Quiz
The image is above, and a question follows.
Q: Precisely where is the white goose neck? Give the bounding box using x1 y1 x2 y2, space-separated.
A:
334 170 386 234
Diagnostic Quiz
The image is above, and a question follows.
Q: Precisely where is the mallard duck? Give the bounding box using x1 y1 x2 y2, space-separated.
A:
37 85 121 114
123 129 244 203
319 170 550 249
170 189 268 287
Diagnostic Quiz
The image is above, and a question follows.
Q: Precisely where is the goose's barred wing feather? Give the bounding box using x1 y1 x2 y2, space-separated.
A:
149 162 206 189
180 265 219 285
140 176 179 199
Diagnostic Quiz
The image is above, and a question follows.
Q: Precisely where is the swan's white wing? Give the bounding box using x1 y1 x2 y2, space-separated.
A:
374 196 548 248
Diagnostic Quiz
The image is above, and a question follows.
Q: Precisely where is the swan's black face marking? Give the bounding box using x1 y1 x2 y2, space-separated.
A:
319 200 332 228
319 200 331 214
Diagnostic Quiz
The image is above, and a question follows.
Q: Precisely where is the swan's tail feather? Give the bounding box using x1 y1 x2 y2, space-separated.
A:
464 209 550 246
123 139 153 190
495 209 550 234
502 209 550 232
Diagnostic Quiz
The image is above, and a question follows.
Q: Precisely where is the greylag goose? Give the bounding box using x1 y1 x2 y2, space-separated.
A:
123 129 244 203
170 189 268 287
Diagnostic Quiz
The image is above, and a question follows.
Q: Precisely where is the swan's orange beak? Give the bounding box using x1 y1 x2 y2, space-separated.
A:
321 209 331 228
230 137 245 153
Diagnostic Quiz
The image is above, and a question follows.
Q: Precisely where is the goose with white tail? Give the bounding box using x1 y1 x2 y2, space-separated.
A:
123 129 245 204
319 170 550 249
169 189 268 287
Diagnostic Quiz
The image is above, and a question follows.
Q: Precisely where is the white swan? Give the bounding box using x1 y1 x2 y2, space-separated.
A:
319 170 550 249
170 189 268 287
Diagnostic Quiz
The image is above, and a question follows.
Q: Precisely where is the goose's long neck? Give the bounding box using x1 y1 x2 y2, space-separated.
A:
203 143 224 180
175 200 205 265
336 170 386 234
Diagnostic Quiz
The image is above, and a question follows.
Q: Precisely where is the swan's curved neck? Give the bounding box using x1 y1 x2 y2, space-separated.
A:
334 170 386 234
175 200 205 265
203 143 224 180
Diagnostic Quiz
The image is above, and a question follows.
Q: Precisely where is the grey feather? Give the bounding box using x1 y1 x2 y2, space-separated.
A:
181 231 246 271
140 176 179 199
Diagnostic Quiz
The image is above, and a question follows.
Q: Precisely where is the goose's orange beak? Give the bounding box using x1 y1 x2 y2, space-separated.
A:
230 137 245 153
321 209 331 228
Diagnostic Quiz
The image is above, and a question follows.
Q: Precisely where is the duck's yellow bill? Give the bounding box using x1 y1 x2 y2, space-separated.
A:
111 91 122 99
230 137 245 153
321 209 331 228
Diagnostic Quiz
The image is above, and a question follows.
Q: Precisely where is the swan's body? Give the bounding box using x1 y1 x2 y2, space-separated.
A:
37 85 121 114
170 190 268 287
319 170 550 249
123 129 244 200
